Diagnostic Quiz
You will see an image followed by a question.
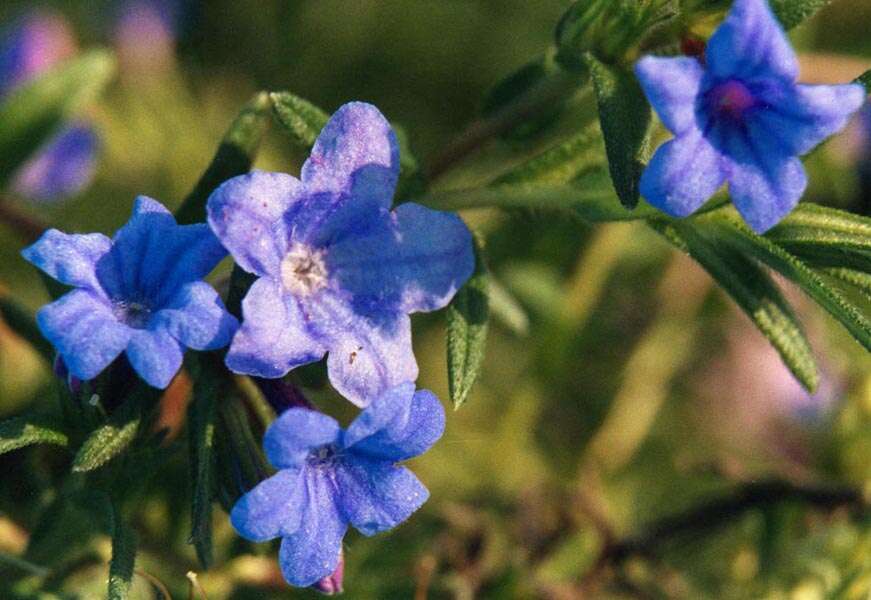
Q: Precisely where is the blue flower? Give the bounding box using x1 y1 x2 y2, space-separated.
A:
207 102 474 406
0 9 76 97
635 0 867 233
230 382 445 587
11 122 99 202
22 196 238 388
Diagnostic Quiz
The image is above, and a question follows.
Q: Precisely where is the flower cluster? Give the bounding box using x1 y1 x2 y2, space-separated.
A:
23 101 474 589
1 10 99 202
636 0 866 233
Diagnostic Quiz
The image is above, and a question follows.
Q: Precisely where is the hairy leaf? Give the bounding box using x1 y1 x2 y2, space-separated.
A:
175 92 272 225
447 236 490 409
270 91 329 150
703 213 871 353
0 50 115 186
0 413 68 455
656 221 818 390
187 355 220 569
108 505 137 600
72 387 156 472
770 0 831 30
585 53 651 209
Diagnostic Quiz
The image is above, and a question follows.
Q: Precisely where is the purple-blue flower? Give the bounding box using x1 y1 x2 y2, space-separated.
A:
230 382 444 587
635 0 867 233
11 122 99 202
0 9 76 97
207 102 475 406
22 196 238 388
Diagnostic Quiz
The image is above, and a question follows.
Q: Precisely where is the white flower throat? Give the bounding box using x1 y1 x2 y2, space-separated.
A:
280 243 328 296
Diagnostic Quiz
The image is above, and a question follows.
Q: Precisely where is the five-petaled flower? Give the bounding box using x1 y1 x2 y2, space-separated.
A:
207 101 475 406
230 382 444 587
636 0 867 233
22 196 238 388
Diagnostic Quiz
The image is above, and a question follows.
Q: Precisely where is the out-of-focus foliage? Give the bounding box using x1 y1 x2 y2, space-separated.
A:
0 1 869 599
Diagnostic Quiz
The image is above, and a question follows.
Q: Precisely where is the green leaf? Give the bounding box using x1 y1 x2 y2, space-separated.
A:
585 53 651 208
0 413 68 455
447 236 490 409
174 91 272 225
493 121 603 186
72 387 156 472
0 50 115 186
855 69 871 94
0 295 53 363
822 267 871 300
108 505 136 600
269 91 329 150
702 213 871 353
770 0 831 30
218 396 269 495
655 221 818 390
187 355 219 569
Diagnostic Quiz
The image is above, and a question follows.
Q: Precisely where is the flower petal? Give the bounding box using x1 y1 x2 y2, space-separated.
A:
263 408 341 469
705 0 798 83
343 384 445 462
723 126 807 233
36 290 130 381
125 326 184 388
109 196 226 304
634 56 705 135
224 277 326 378
206 171 305 277
307 292 418 407
754 83 867 156
640 128 727 217
153 281 238 350
327 203 475 315
278 470 348 587
230 467 305 542
335 458 428 536
300 102 399 206
22 229 113 293
12 123 98 202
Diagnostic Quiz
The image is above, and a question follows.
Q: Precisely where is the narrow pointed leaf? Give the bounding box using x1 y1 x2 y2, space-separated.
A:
770 0 832 30
175 92 272 225
655 221 818 390
822 268 871 299
702 214 871 353
269 91 329 150
187 355 219 569
585 53 651 209
447 236 490 409
72 387 157 472
0 50 115 185
108 506 137 600
0 413 68 455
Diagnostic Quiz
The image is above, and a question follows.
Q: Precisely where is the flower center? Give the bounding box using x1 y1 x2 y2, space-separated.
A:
708 79 757 120
307 444 338 468
113 300 152 329
280 243 328 296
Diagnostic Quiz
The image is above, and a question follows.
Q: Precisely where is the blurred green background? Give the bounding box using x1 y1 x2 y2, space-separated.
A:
0 1 870 598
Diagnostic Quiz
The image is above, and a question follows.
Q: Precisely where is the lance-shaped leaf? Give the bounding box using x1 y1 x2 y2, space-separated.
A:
764 204 871 273
72 386 157 472
585 53 651 209
701 213 871 353
108 503 137 600
186 354 220 569
174 92 272 225
0 413 68 455
770 0 832 30
0 295 54 362
447 236 490 409
822 268 871 300
269 91 329 150
654 220 818 390
0 50 115 186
